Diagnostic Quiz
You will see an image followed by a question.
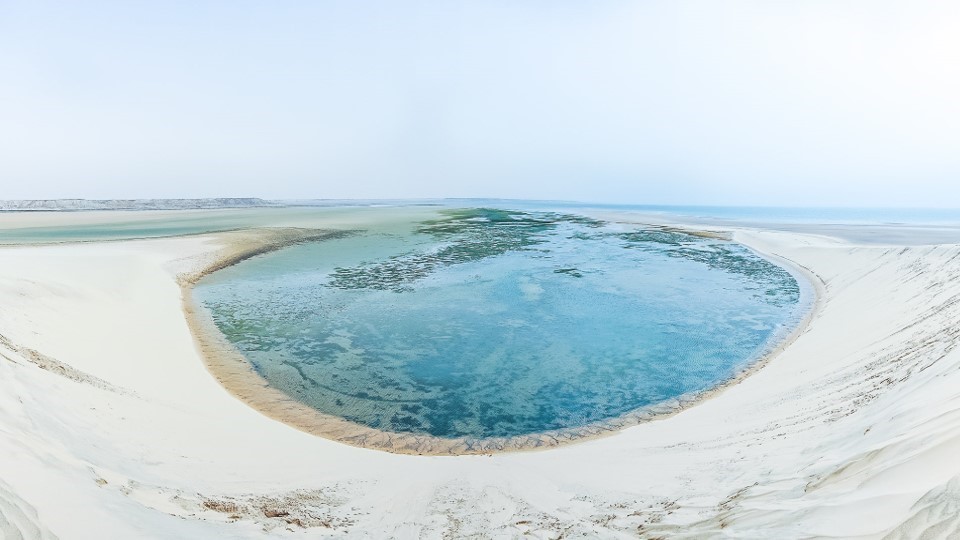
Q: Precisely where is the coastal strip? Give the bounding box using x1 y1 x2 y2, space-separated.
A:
180 226 823 456
8 219 957 537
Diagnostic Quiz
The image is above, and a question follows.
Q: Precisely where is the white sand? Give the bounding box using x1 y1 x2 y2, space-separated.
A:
2 218 960 539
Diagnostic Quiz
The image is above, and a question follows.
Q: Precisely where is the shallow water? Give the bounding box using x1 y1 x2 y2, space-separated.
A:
4 202 958 245
0 206 441 244
195 208 805 440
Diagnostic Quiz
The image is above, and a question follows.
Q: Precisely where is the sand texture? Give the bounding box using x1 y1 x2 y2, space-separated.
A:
1 218 959 538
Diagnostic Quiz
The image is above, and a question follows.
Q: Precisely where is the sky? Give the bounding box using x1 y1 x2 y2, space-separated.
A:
1 1 959 206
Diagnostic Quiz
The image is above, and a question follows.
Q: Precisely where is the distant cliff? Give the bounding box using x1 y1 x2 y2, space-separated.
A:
0 198 279 211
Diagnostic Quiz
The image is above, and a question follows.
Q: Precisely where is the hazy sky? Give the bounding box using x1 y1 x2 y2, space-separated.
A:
1 1 959 206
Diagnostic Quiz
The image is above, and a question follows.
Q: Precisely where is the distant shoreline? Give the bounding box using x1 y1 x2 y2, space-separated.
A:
0 198 278 212
0 198 457 213
178 223 822 456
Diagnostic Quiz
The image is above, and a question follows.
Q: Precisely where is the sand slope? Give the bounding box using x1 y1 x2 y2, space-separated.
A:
1 226 960 538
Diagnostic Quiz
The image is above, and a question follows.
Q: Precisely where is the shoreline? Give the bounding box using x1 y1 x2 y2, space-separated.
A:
5 212 960 537
179 225 824 456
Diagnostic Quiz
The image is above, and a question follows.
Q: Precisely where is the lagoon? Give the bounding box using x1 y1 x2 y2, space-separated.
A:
194 207 807 441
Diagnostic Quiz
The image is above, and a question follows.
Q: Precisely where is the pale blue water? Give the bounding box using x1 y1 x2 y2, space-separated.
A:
3 202 958 245
487 200 960 225
195 208 808 439
0 206 441 244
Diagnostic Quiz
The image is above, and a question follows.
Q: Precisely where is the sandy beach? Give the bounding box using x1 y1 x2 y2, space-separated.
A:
2 214 959 539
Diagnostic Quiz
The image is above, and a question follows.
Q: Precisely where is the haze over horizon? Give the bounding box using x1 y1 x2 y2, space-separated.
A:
2 1 959 207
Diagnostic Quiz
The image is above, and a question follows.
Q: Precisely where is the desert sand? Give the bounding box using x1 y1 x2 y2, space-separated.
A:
1 212 959 539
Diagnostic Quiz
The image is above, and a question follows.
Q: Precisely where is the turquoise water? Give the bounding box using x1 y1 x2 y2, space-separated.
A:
195 208 806 440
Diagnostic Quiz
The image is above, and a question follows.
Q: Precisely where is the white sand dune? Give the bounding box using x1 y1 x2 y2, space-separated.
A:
2 221 960 539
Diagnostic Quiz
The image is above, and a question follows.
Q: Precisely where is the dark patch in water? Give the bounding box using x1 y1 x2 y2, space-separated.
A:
617 228 799 307
326 208 605 292
554 268 584 278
